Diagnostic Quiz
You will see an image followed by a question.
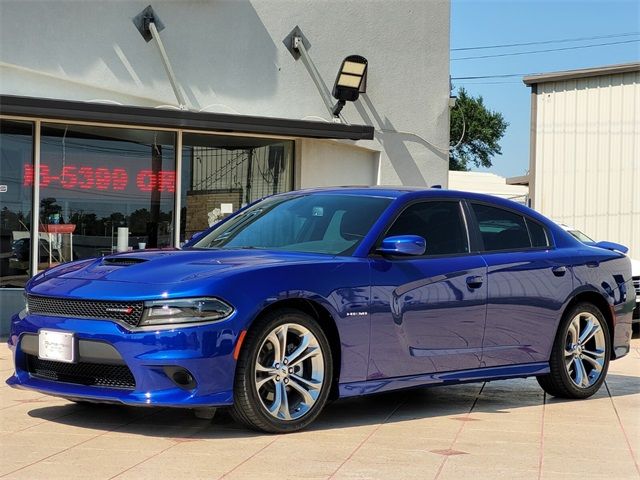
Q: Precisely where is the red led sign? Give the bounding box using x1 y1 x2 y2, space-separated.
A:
24 165 175 193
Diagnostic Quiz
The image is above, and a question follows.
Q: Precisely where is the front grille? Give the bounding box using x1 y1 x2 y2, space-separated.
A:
26 355 136 389
633 276 640 296
27 295 143 327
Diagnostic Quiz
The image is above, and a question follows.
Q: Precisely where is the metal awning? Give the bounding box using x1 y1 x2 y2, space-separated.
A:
0 95 374 141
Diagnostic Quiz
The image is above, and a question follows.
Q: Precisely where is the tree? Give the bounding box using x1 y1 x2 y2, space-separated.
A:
449 88 508 171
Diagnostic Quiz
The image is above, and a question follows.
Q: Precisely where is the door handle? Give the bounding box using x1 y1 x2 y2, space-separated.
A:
466 275 483 289
552 266 567 277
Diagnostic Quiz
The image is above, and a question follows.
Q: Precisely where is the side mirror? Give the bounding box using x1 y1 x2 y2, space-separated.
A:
377 235 426 256
190 231 206 241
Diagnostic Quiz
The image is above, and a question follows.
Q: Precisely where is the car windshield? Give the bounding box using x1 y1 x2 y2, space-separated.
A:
569 230 594 243
190 194 392 255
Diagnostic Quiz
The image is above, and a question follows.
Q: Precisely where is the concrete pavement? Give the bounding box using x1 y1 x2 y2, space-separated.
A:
1 336 638 479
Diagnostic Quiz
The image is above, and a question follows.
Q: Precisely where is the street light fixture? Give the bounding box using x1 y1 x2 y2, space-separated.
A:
331 55 368 117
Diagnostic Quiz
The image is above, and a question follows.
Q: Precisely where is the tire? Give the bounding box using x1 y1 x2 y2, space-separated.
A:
537 302 610 399
231 308 333 433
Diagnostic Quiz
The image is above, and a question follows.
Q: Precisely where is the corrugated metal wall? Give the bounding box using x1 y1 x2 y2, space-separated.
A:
533 71 640 259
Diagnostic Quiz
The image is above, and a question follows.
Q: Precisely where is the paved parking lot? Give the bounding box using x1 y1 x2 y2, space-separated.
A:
1 336 638 480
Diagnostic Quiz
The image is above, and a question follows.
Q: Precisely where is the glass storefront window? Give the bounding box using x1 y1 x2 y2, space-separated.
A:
37 124 175 266
180 133 294 242
0 120 33 287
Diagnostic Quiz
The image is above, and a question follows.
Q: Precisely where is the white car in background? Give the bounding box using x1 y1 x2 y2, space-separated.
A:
560 225 640 331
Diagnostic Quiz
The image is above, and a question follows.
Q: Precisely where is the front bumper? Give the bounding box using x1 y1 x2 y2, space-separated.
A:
6 312 240 407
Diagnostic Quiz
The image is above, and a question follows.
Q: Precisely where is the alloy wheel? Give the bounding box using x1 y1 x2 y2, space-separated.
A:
564 312 607 389
254 323 325 421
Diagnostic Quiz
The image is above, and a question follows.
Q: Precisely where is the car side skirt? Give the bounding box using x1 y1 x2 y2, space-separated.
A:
338 362 550 397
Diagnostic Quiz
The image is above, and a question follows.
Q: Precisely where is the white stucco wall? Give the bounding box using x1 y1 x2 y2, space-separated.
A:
297 139 379 188
0 0 450 188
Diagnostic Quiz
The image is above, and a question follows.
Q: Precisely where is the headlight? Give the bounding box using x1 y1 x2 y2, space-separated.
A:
18 294 29 319
139 297 233 327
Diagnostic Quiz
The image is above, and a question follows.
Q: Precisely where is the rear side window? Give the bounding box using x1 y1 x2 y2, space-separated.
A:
385 201 469 255
471 203 531 251
526 219 550 247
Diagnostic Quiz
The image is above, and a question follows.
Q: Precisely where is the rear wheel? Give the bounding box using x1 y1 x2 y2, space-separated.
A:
537 303 610 399
231 309 333 433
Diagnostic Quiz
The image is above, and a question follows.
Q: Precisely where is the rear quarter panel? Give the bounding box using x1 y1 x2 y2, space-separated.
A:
571 247 634 359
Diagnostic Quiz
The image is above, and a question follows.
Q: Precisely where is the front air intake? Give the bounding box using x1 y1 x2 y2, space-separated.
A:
26 355 136 390
102 257 148 266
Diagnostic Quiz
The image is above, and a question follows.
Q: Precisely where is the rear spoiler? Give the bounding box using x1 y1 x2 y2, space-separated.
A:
585 240 629 255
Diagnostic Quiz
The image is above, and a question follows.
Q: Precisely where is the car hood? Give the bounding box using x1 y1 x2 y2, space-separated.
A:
27 248 335 297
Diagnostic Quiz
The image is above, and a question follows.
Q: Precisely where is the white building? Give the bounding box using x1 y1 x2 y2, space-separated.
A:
448 171 528 204
0 1 451 326
523 63 640 259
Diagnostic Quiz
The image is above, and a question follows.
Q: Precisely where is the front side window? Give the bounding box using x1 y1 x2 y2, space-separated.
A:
192 194 391 255
385 201 469 256
471 203 547 251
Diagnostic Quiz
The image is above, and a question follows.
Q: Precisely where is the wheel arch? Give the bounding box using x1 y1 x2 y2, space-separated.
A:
562 290 616 359
238 298 342 399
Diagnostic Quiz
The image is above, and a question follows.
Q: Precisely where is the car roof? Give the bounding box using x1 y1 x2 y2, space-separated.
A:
274 186 556 227
280 186 530 208
284 185 429 198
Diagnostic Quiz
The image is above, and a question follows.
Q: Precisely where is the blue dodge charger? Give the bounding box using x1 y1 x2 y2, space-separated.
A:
7 188 635 432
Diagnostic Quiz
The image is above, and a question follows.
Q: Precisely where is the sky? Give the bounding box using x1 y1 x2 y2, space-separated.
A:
451 0 640 178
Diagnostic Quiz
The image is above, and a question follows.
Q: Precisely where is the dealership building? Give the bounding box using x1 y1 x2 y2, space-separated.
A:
0 1 451 328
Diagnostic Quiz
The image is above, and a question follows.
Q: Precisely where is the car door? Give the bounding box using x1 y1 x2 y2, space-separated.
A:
368 199 488 381
468 202 574 368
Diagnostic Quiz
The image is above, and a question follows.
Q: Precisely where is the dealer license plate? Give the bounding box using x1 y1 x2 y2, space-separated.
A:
38 330 75 363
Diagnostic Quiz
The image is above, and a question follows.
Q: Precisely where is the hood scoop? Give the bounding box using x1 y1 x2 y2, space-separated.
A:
101 257 149 266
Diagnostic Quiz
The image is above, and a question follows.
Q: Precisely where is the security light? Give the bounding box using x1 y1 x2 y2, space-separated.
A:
332 55 368 117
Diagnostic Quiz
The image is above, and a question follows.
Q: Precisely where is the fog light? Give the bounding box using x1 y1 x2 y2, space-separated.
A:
163 366 197 390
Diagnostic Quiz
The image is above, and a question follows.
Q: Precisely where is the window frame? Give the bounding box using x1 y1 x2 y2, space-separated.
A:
524 217 551 249
465 200 554 254
1 113 299 257
0 119 35 287
369 198 474 260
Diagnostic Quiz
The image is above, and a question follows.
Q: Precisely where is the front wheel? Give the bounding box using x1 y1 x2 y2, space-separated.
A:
537 303 610 399
231 309 333 433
